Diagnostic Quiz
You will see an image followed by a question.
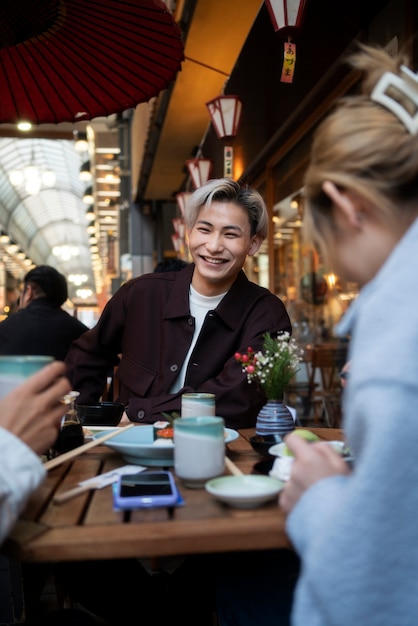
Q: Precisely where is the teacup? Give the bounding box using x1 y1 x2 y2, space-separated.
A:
174 416 225 488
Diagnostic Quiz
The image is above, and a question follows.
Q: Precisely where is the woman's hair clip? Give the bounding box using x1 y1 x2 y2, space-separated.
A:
371 65 418 134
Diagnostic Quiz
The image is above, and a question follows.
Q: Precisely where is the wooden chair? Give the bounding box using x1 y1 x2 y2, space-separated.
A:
307 344 347 427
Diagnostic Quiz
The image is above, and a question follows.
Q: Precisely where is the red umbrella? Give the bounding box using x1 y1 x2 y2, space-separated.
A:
0 0 184 124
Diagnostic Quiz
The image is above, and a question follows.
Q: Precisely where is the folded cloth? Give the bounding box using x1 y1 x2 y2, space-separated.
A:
269 456 293 482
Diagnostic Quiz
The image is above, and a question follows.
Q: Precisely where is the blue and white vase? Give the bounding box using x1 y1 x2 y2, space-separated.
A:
255 399 295 437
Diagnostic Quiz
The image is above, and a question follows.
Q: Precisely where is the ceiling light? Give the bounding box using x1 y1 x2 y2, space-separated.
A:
206 95 243 140
76 288 93 299
68 274 88 286
17 121 32 131
52 245 80 260
83 186 94 204
85 206 95 221
74 131 88 152
8 143 56 196
6 241 19 254
185 157 213 189
176 192 192 217
79 160 92 182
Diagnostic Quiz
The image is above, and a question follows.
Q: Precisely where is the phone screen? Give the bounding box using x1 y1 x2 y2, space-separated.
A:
120 473 174 497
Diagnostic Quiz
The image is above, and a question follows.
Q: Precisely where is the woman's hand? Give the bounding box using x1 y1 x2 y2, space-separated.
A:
280 433 350 514
0 361 71 455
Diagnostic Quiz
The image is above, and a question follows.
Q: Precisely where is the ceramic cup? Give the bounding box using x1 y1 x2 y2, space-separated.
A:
181 392 216 418
174 416 225 488
0 355 54 399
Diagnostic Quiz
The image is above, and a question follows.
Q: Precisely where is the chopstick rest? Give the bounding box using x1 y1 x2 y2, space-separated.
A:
54 464 143 504
44 423 135 471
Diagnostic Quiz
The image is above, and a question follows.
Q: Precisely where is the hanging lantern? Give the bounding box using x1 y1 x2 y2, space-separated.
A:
205 95 242 140
186 158 213 189
265 0 307 32
176 192 192 217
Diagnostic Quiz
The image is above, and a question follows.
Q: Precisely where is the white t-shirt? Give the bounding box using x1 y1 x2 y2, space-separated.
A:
170 285 226 393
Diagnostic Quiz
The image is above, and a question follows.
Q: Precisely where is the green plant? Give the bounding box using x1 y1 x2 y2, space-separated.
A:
234 331 302 400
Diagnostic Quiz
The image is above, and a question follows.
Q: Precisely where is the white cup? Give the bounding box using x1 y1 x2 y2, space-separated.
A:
0 355 54 399
174 416 225 488
181 392 216 418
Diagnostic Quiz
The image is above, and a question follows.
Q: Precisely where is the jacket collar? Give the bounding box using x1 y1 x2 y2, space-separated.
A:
164 264 249 329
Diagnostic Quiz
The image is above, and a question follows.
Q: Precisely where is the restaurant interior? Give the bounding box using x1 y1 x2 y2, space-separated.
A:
0 2 417 623
1 0 414 341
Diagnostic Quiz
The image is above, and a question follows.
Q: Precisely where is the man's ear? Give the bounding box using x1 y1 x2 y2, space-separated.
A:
322 181 365 228
23 284 36 304
248 236 262 256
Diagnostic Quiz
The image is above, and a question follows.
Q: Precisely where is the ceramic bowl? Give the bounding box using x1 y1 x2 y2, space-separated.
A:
94 425 175 466
205 475 284 509
76 402 125 427
249 434 284 457
269 440 345 458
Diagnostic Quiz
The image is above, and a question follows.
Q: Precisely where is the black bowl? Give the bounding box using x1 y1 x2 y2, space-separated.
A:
76 402 125 427
249 434 284 457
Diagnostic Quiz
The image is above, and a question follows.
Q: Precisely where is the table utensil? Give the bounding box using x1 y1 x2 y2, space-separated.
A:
225 456 243 476
44 423 135 470
53 464 143 504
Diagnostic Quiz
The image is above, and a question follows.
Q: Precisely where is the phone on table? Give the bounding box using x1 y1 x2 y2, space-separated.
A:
114 470 179 509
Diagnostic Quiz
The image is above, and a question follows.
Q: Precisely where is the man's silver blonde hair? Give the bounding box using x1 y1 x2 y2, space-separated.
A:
184 178 268 240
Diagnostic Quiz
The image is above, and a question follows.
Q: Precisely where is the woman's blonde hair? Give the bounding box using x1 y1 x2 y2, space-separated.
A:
304 44 418 260
184 177 269 240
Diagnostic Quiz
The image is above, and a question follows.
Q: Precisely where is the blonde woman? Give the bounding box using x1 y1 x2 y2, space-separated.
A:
281 44 418 626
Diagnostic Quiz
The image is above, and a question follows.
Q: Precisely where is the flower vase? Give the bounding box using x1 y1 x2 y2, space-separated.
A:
255 399 295 437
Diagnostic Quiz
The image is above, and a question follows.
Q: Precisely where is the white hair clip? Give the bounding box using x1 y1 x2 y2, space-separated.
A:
371 65 418 134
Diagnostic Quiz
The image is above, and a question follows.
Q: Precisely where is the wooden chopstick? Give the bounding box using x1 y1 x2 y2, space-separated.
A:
54 481 102 504
44 423 135 471
225 456 243 476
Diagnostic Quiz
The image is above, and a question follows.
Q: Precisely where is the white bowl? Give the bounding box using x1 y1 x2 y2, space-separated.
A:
205 475 284 509
95 425 239 467
95 425 175 466
269 440 345 458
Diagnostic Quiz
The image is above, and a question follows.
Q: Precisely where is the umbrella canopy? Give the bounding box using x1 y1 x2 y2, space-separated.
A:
0 0 184 124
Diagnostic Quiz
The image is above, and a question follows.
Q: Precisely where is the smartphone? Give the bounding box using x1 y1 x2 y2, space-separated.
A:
114 470 179 509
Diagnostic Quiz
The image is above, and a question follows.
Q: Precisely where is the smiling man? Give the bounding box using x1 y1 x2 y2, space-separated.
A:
65 177 291 430
61 177 292 626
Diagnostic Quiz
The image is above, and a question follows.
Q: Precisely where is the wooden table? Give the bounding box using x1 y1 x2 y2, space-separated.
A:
2 427 343 564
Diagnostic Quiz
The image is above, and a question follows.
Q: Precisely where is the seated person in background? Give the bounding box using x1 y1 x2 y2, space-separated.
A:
153 257 189 272
65 177 292 429
0 265 89 361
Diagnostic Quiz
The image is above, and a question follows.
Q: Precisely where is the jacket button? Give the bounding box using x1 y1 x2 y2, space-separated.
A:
136 409 145 420
188 317 193 326
170 364 178 372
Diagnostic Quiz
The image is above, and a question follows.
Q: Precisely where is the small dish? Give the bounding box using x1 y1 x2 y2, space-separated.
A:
269 440 345 458
76 402 125 427
249 434 283 457
252 458 274 476
205 474 284 509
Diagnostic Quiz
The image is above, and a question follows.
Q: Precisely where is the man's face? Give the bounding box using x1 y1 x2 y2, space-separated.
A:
188 200 261 296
